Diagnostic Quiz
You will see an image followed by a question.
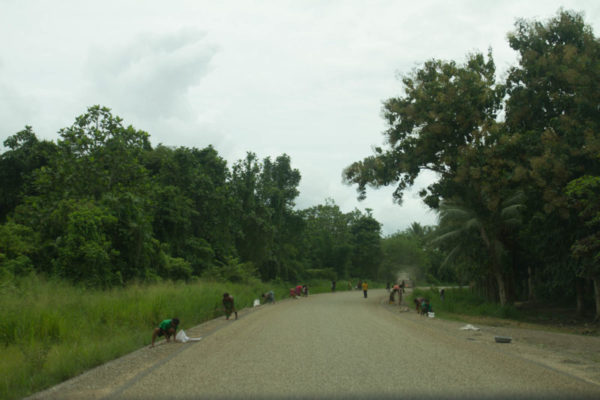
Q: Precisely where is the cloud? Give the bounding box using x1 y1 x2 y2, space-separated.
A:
84 28 217 126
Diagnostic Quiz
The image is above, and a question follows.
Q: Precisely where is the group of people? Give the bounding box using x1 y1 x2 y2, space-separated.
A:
290 284 309 298
414 297 433 315
386 281 406 305
151 292 243 347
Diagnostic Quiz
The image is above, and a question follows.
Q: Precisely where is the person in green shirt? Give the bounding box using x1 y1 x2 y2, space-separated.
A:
151 318 179 347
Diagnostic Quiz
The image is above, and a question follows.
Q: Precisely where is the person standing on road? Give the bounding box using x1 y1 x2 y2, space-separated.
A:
362 281 368 298
151 318 179 347
223 293 238 320
331 280 336 292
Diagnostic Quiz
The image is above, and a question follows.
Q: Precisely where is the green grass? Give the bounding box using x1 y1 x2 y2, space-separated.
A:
409 287 522 320
0 275 335 400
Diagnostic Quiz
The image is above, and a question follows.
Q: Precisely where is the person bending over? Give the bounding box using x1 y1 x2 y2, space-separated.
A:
151 318 179 347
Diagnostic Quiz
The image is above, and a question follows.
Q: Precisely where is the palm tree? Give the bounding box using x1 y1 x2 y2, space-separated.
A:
433 192 525 305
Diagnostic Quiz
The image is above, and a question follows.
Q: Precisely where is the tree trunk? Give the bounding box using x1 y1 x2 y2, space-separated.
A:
575 278 585 317
528 266 536 302
593 276 600 322
495 270 507 306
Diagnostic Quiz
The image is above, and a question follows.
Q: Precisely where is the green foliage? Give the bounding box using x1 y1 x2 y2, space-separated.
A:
0 275 290 399
0 126 57 222
345 9 600 313
566 176 600 278
304 268 337 281
410 288 521 319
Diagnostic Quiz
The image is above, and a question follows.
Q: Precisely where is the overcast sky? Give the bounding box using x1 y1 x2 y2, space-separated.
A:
2 1 599 235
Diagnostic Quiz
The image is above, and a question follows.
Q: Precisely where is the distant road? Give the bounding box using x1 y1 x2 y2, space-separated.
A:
32 289 600 399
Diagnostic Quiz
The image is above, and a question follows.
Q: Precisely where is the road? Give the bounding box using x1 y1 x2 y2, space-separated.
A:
31 289 600 399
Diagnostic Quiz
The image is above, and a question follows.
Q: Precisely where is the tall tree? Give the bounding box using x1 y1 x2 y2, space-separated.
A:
505 10 600 310
0 127 57 221
343 51 503 209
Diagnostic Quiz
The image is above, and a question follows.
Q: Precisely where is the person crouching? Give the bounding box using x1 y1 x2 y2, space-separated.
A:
151 318 179 347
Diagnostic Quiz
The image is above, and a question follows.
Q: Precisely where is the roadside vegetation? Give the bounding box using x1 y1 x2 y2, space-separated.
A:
410 288 522 320
1 7 599 399
0 275 345 399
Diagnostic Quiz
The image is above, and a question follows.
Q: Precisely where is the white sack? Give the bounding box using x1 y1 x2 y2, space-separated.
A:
176 330 202 343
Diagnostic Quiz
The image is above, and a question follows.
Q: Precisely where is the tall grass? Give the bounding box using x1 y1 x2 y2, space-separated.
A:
410 287 522 320
0 275 334 400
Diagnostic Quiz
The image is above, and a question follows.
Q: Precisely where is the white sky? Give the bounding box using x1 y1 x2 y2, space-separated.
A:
1 0 599 235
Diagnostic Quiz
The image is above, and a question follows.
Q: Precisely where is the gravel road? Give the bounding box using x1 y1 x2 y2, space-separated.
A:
29 289 600 400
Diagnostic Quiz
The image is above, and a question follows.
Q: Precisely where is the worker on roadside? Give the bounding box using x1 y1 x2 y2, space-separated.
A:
262 290 275 304
420 298 433 315
151 318 179 347
362 281 368 298
223 293 238 320
414 297 425 313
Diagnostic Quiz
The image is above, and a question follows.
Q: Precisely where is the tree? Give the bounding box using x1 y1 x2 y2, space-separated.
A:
301 199 353 278
348 209 382 280
343 51 503 209
0 127 57 221
433 192 525 305
566 176 600 320
505 10 600 310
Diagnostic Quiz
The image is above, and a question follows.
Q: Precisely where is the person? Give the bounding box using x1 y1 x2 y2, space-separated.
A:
295 285 303 297
223 293 238 320
262 290 275 304
440 288 445 301
151 318 179 347
386 282 390 292
290 287 297 298
401 280 406 293
420 298 432 315
362 281 368 298
414 297 425 313
357 280 362 290
389 290 395 304
302 284 309 297
331 280 336 292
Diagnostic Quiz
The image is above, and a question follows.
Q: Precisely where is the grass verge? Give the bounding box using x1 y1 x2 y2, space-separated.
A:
408 287 599 335
0 275 335 400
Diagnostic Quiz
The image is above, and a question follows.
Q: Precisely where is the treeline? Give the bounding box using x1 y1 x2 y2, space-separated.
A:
0 107 382 287
345 10 600 318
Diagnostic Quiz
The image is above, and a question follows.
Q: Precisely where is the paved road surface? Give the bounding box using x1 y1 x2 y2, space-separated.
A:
32 289 600 399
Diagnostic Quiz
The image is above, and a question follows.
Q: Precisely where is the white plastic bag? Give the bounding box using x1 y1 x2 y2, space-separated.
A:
460 324 480 331
253 299 260 307
176 330 202 343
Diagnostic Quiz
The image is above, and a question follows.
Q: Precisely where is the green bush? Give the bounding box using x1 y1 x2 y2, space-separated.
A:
410 287 522 320
0 275 291 399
